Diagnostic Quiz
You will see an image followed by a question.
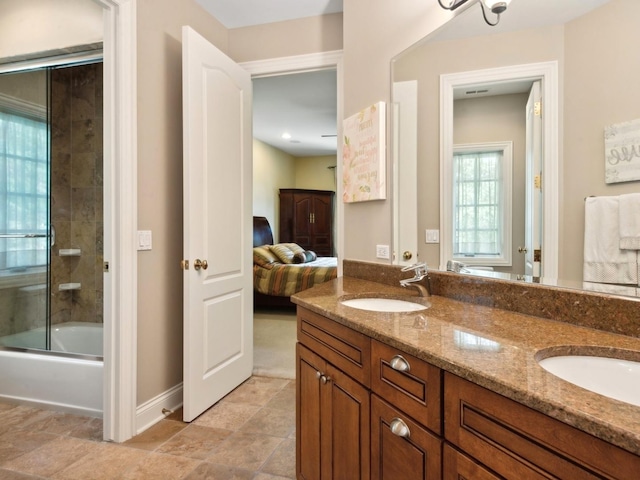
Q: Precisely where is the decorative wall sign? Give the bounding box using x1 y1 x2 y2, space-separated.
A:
605 118 640 184
342 101 386 202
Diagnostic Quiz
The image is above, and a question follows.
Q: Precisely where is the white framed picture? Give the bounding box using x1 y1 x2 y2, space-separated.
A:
342 101 386 202
605 118 640 184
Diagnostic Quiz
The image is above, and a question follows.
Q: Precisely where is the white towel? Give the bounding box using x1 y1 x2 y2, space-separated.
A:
583 196 638 285
582 281 640 298
619 193 640 250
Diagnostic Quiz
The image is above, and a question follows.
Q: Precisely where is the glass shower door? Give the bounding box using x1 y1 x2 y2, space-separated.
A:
0 68 50 351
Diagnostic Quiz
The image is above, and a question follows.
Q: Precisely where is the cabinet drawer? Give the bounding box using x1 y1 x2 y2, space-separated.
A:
297 307 371 386
444 372 640 479
371 394 441 480
371 339 442 434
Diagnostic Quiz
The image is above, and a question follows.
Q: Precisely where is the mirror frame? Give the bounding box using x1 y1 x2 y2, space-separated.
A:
439 61 559 279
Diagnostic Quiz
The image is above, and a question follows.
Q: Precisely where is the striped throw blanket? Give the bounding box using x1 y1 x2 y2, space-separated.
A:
253 257 337 297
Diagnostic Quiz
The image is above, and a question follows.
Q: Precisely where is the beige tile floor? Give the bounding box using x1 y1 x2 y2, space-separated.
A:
0 376 296 479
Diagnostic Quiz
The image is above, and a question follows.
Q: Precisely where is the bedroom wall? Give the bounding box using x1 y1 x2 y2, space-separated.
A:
295 155 337 192
253 139 296 242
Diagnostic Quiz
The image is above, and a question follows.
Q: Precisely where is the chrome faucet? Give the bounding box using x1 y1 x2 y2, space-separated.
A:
400 262 431 297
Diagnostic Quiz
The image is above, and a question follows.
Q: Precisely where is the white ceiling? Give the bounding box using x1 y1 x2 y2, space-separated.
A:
196 0 343 29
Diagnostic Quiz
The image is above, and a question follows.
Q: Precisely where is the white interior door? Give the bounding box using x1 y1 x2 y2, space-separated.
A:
525 81 542 277
182 26 253 422
392 80 419 265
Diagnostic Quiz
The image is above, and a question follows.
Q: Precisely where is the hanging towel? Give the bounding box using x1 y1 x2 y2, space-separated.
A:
619 193 640 250
583 196 638 285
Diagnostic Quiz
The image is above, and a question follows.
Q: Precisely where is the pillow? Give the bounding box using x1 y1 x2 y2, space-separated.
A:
253 245 279 267
293 250 318 264
269 243 297 264
282 243 305 255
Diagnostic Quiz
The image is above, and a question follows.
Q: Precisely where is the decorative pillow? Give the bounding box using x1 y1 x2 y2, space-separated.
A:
269 243 296 264
253 245 279 268
282 243 305 255
293 250 318 264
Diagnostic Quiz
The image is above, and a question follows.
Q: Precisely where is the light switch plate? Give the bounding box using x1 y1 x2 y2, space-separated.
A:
425 229 440 244
137 230 152 251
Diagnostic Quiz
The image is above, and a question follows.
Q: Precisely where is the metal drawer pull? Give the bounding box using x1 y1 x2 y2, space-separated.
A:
390 354 411 372
389 418 411 438
321 375 330 384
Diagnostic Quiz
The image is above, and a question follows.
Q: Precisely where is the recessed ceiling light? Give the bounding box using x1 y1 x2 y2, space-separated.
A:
281 132 291 139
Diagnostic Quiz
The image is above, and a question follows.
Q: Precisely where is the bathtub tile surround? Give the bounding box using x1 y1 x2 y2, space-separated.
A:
344 260 640 338
50 63 104 327
0 376 296 479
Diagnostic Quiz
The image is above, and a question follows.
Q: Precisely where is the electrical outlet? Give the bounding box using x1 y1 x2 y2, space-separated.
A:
376 244 390 259
425 229 440 244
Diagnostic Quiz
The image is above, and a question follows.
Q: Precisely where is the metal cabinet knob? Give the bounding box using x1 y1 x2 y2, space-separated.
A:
389 417 411 438
518 247 528 254
193 259 208 270
390 354 411 372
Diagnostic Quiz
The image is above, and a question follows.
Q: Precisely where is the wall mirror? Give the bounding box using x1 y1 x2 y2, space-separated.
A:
392 0 640 298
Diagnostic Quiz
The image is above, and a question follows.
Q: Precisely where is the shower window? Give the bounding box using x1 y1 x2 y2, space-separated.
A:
0 101 49 269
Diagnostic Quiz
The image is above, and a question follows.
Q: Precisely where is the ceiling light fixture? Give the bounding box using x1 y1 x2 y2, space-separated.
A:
281 132 292 139
437 0 511 26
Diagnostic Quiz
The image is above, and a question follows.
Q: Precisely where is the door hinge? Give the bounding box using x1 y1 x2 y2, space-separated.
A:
181 259 189 270
534 174 542 190
534 101 542 117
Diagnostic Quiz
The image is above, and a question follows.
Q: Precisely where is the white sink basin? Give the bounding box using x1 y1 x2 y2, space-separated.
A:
538 355 640 407
340 298 428 313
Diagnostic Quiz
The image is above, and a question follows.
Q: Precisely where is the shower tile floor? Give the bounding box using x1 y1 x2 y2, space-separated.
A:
0 376 296 479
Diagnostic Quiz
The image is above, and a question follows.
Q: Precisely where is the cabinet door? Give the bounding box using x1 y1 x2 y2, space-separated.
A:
371 395 441 480
443 444 502 480
323 363 370 480
297 343 325 480
310 193 333 255
293 194 313 248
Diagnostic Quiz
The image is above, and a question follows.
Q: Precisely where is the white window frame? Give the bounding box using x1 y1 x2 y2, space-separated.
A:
445 141 512 267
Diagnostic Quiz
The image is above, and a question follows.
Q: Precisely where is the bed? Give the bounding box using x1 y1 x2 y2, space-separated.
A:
253 216 337 309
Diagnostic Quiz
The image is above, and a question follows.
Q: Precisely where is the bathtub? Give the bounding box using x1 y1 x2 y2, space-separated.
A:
0 322 103 417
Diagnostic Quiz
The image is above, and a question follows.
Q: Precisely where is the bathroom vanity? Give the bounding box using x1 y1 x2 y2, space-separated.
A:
292 267 640 479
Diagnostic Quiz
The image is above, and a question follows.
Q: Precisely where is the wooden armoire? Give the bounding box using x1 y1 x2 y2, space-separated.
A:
279 189 334 257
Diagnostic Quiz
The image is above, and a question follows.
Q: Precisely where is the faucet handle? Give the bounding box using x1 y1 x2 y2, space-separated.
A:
401 262 427 275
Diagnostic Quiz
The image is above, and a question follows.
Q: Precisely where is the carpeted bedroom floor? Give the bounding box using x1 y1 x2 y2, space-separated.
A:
253 308 297 379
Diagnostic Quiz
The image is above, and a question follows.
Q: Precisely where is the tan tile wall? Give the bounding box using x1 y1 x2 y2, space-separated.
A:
50 63 103 325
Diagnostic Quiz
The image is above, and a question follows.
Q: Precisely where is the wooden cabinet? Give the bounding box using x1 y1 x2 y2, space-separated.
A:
297 308 371 480
444 372 640 480
297 308 640 479
442 445 502 480
280 189 334 256
371 395 441 480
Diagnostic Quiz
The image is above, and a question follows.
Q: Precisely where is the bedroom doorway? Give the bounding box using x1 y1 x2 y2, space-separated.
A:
242 52 343 380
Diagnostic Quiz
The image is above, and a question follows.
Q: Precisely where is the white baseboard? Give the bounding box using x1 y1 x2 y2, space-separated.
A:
135 382 183 434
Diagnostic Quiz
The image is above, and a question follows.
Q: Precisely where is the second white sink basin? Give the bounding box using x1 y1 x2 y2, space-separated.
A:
538 354 640 407
340 297 428 313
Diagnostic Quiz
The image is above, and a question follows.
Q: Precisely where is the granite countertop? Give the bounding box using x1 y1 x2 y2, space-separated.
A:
291 276 640 456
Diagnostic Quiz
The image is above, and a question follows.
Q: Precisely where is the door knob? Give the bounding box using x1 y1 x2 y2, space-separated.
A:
193 259 208 270
403 251 413 261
